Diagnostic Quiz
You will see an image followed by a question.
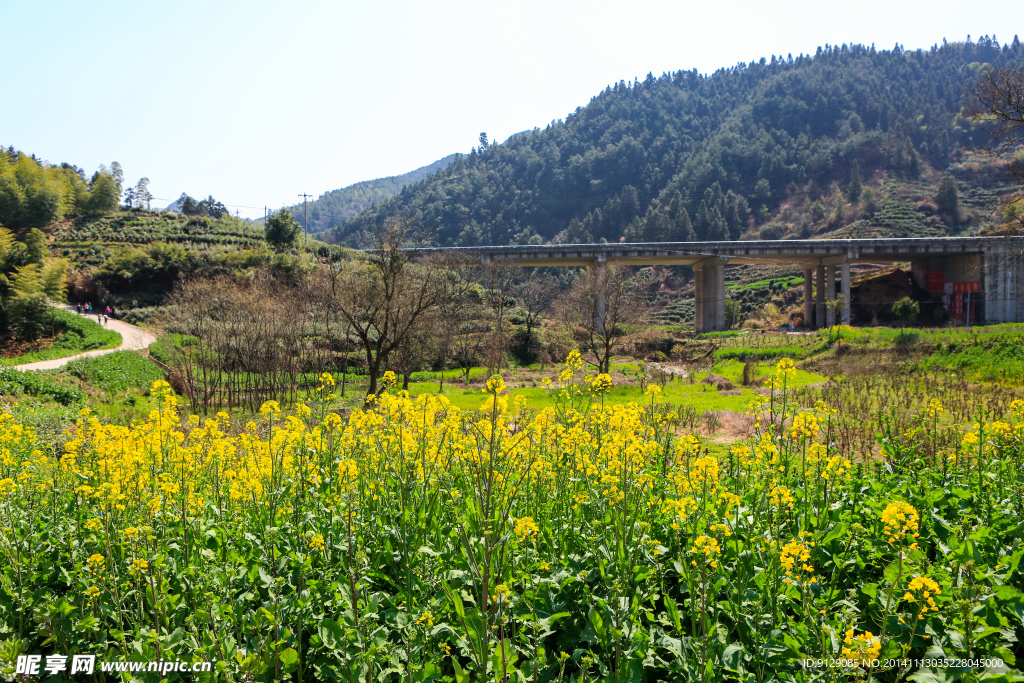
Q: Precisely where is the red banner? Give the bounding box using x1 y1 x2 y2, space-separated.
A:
952 281 981 294
923 271 945 295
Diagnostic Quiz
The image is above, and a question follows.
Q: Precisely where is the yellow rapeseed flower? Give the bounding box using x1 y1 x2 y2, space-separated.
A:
513 516 540 541
880 501 920 545
484 375 507 394
589 373 613 395
87 554 105 572
841 629 881 667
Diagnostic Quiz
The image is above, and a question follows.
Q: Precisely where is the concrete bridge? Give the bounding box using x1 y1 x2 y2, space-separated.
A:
409 237 1024 331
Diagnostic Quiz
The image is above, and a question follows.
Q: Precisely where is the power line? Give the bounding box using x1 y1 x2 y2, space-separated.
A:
149 197 282 212
298 194 313 244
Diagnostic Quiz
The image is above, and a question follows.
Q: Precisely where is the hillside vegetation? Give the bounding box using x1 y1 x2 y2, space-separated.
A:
283 153 458 234
335 37 1022 247
52 212 266 267
0 150 121 229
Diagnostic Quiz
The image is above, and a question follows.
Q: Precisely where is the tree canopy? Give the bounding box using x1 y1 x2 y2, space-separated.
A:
264 209 302 250
0 149 123 228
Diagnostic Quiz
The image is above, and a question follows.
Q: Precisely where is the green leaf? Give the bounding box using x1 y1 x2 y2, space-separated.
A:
414 661 442 683
318 619 344 651
589 606 606 640
721 643 746 672
446 583 466 621
278 648 299 673
993 585 1024 601
489 639 517 683
452 659 469 683
664 595 682 632
258 566 274 588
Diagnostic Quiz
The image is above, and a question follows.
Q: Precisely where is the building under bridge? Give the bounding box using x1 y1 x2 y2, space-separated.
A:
408 237 1024 332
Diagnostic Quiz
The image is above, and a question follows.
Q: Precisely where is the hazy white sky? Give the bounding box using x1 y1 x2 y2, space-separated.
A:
2 0 1021 218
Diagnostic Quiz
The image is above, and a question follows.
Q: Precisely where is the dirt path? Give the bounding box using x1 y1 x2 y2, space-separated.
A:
13 308 157 372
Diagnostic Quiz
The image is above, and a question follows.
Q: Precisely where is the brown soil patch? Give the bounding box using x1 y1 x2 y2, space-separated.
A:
714 410 755 440
0 337 55 358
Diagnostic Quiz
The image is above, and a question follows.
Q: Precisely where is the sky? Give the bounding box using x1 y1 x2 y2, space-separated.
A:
2 0 1022 219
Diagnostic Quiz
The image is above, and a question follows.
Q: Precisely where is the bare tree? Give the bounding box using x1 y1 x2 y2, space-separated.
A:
432 258 482 391
166 273 310 413
555 264 648 373
966 64 1024 184
331 218 451 398
304 266 357 396
482 262 517 375
966 65 1024 236
512 270 561 354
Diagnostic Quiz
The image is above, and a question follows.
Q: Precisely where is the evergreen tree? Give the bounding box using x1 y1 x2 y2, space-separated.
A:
706 206 729 241
264 209 301 250
667 205 695 242
935 173 959 223
694 200 710 240
178 193 200 215
847 160 863 201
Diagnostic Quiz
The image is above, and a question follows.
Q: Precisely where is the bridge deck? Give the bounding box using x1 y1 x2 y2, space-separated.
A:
408 237 1013 266
402 237 1023 326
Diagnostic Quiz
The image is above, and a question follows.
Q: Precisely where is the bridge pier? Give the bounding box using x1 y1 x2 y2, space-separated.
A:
802 268 814 328
815 266 826 329
825 265 836 327
841 263 851 324
983 243 1024 323
694 257 726 333
593 256 607 334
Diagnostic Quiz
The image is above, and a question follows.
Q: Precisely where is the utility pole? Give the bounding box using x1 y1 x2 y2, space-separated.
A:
298 193 312 245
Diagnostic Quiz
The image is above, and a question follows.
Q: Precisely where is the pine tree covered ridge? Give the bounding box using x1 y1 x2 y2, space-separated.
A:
334 36 1022 248
283 154 459 234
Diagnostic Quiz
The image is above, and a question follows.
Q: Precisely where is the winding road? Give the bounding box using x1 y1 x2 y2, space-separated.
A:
13 307 157 372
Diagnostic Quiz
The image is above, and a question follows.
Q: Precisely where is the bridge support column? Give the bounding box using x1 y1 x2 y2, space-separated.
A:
693 267 704 332
815 266 826 330
802 268 814 328
593 257 606 335
841 262 851 324
825 265 836 327
982 244 1023 323
694 257 726 333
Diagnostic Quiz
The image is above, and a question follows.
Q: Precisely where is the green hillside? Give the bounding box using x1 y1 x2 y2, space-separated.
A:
334 37 1023 248
51 211 266 267
285 153 458 233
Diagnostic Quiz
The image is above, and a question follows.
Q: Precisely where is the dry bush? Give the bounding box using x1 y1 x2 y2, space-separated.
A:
165 273 312 412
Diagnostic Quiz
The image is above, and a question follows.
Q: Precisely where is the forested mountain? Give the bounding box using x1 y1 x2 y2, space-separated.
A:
286 154 458 233
333 36 1022 247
